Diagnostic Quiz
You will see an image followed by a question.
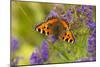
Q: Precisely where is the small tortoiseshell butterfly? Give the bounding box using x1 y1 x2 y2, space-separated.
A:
35 16 75 43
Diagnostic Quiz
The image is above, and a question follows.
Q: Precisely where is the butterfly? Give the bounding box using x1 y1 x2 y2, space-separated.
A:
35 16 75 43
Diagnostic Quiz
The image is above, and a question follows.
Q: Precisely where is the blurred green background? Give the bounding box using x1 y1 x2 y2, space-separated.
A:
11 1 96 65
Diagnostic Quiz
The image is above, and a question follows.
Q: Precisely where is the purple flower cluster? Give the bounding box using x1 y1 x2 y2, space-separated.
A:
60 8 74 23
76 6 96 56
75 5 96 61
87 20 96 30
30 47 43 64
65 10 73 23
85 6 95 30
86 10 93 19
30 40 49 64
88 29 96 56
76 5 94 22
41 40 49 60
77 8 81 13
11 37 19 52
47 6 74 23
81 5 88 13
47 10 58 18
47 35 56 44
84 5 96 57
11 37 25 66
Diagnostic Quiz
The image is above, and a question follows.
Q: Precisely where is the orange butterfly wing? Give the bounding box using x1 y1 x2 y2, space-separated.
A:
35 17 58 36
60 20 69 30
59 30 75 43
59 19 74 43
